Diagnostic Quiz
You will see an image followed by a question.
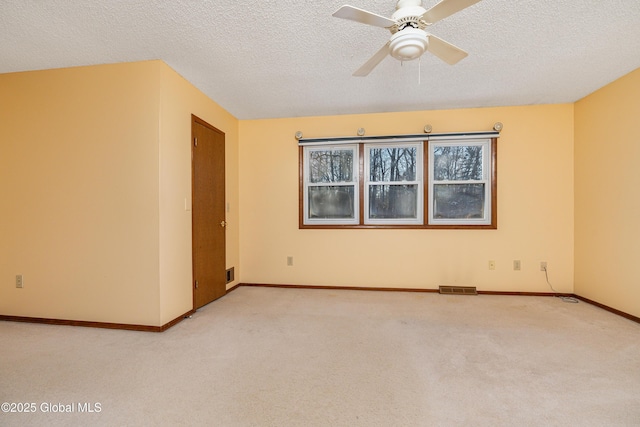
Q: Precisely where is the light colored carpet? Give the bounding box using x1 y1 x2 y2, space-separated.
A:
1 286 638 426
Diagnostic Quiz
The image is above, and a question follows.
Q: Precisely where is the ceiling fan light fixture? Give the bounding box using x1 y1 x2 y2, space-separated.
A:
389 28 428 61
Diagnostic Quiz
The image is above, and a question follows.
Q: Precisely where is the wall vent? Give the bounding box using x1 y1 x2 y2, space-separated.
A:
226 267 235 284
439 285 477 295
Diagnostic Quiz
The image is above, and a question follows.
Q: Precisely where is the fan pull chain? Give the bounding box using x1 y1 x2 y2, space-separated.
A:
418 57 421 85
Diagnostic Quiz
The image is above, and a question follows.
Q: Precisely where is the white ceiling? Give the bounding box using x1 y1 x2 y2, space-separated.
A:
2 0 639 120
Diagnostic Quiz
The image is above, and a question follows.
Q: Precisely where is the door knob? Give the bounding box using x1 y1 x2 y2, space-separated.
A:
220 220 227 227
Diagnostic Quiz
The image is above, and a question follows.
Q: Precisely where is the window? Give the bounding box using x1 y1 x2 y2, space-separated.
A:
365 143 423 225
428 139 493 226
299 135 497 229
303 145 359 225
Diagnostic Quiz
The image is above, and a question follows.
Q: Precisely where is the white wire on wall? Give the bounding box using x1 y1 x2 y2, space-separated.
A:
543 266 579 303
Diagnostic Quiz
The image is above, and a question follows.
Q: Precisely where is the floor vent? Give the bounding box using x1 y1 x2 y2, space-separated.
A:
439 285 477 295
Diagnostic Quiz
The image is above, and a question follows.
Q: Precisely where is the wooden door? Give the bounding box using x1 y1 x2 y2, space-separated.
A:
192 115 226 309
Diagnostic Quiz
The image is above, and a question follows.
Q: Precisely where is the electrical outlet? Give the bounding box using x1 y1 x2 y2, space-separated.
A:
287 256 294 266
16 275 23 288
488 260 496 270
540 261 547 271
513 260 521 271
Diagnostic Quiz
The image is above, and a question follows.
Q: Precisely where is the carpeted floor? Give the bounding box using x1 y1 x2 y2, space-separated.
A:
1 286 638 426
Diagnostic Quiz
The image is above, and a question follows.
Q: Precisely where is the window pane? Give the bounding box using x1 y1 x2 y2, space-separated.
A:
433 184 485 219
369 147 417 182
433 146 483 181
309 150 353 183
308 186 355 219
369 185 417 219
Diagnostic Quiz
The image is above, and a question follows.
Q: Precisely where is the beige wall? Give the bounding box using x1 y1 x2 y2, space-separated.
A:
239 105 575 292
574 68 640 318
0 61 240 327
158 63 240 325
0 62 162 325
2 57 636 326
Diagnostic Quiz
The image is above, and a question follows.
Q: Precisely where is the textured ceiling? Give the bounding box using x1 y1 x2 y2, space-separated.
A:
1 0 639 120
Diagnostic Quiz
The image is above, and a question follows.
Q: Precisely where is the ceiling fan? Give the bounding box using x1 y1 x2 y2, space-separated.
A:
333 0 482 76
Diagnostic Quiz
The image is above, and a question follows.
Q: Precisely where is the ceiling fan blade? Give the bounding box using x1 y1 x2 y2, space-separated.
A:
333 5 396 28
353 42 391 76
422 0 482 24
426 34 468 65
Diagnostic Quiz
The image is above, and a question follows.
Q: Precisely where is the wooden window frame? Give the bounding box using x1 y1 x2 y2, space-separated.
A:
299 138 497 230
